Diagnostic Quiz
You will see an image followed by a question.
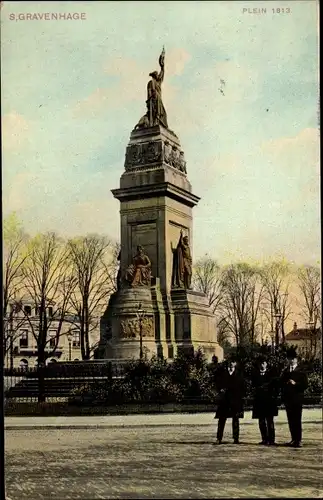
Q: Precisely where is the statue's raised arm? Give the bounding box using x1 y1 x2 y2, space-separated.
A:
158 47 165 83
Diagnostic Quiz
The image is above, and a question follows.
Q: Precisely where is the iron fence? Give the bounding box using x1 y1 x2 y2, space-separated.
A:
3 362 126 403
3 362 322 407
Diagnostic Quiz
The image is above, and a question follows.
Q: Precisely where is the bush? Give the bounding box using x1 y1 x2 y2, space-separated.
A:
67 346 322 407
305 372 322 399
68 383 93 405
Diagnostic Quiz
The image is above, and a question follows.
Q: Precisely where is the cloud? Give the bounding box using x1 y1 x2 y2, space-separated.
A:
191 127 320 265
65 198 120 240
3 170 34 213
165 48 191 77
260 127 320 206
2 112 30 151
261 127 319 164
170 60 260 139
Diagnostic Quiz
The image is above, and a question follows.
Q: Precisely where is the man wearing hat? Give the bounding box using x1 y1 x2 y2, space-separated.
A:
251 356 279 445
214 356 245 444
280 349 308 448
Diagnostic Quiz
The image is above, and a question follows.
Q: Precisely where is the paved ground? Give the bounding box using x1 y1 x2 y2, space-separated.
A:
5 409 323 499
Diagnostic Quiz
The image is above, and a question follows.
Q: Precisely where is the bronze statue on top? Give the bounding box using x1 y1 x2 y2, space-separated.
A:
125 245 152 287
135 47 168 130
171 231 192 289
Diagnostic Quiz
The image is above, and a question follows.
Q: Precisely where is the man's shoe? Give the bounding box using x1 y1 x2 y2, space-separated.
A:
215 439 222 445
258 440 268 445
233 439 240 444
267 442 278 446
292 442 302 448
285 441 294 446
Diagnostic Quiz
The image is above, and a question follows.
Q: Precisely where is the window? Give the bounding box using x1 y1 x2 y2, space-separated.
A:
72 330 80 348
24 305 32 315
19 330 28 348
49 330 57 348
48 306 53 317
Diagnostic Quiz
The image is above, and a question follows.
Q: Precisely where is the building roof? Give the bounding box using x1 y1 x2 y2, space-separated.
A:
286 322 321 341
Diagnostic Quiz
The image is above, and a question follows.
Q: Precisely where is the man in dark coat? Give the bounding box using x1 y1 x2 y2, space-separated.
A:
280 350 308 448
251 357 279 446
214 358 245 444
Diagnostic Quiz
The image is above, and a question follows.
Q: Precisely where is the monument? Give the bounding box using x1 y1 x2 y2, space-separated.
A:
98 48 223 361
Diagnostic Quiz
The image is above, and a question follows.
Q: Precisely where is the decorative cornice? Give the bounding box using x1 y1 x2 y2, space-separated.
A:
112 182 200 208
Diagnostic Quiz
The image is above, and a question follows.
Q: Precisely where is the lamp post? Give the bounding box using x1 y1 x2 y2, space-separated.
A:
280 293 288 343
274 312 282 348
307 319 315 360
9 302 20 370
9 330 14 370
136 303 145 361
269 331 275 352
67 333 73 362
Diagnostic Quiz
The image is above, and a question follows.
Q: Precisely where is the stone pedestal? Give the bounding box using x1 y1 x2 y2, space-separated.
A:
99 282 163 360
112 125 199 293
170 289 223 359
98 124 223 362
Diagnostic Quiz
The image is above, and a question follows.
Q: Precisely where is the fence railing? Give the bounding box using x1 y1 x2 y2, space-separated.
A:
4 364 322 407
4 362 126 403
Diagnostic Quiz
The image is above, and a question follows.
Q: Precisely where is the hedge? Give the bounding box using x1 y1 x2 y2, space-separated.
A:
68 346 322 407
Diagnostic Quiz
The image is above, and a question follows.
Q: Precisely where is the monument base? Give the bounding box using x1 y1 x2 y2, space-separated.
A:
170 288 223 361
97 282 223 362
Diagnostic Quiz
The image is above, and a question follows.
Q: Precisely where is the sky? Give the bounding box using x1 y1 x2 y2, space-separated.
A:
1 0 320 266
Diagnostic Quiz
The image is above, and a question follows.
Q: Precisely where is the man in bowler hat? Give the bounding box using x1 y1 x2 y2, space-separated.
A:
251 356 279 445
280 349 308 448
214 356 245 444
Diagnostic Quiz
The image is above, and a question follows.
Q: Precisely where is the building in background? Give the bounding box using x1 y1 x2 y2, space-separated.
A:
285 322 322 360
4 301 100 368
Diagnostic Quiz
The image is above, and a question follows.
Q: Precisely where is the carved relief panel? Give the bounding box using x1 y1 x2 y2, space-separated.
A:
124 141 163 170
163 141 187 173
119 317 155 339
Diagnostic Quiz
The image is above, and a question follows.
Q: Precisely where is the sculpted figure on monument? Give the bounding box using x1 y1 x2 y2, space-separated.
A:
171 230 192 289
171 146 181 169
163 141 187 174
125 245 152 287
164 140 172 164
178 151 187 173
134 47 168 130
120 317 154 339
116 250 122 290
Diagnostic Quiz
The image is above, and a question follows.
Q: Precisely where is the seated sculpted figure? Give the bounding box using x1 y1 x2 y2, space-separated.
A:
125 245 152 287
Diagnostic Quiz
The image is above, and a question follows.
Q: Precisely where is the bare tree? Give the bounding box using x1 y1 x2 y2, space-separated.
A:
216 317 233 351
218 263 264 346
260 260 292 344
67 235 117 360
297 265 321 358
2 213 29 362
21 233 75 371
193 256 223 313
